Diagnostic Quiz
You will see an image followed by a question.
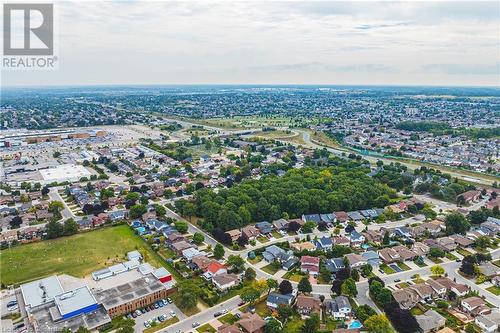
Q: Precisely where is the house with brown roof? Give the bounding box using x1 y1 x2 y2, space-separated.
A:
425 279 447 298
344 253 366 269
458 190 481 204
379 248 401 264
392 288 420 310
218 324 241 333
241 225 259 241
0 230 18 243
412 242 430 256
435 277 469 296
333 211 349 224
295 295 321 316
461 296 491 317
226 229 242 242
392 245 418 261
332 236 350 247
449 234 474 248
291 241 316 252
237 313 265 333
212 273 240 292
362 230 383 244
171 240 193 255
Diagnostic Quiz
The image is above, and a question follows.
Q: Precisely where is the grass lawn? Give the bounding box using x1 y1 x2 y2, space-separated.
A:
283 270 304 282
429 257 443 264
493 260 500 268
397 262 412 271
257 236 269 243
456 248 473 257
284 315 306 333
413 259 427 267
287 231 297 236
262 262 281 275
486 286 500 296
219 313 238 325
446 252 458 260
410 307 425 315
248 255 263 264
0 225 166 286
271 230 283 239
197 323 216 333
380 264 396 274
396 282 410 289
143 317 179 333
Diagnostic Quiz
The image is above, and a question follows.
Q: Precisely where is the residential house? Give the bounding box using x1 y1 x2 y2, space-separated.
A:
218 324 240 333
19 226 40 242
108 210 126 221
295 295 321 316
182 247 202 261
461 296 491 316
415 310 446 333
226 229 242 242
411 284 434 301
435 277 469 296
392 288 420 310
315 236 333 251
166 232 185 246
449 234 474 248
325 258 346 276
458 190 481 204
361 251 380 267
349 230 365 247
300 256 320 276
255 222 274 235
241 225 259 241
0 230 18 243
320 214 335 225
262 245 298 270
478 262 499 278
302 214 321 224
412 242 430 257
347 211 364 222
325 296 351 319
333 211 349 225
332 236 350 247
425 279 447 299
291 241 316 252
171 240 193 255
362 230 383 244
212 273 240 292
267 292 295 309
237 313 266 333
272 218 289 230
378 247 402 264
192 255 213 271
344 253 366 269
480 217 500 235
204 261 227 279
474 311 499 333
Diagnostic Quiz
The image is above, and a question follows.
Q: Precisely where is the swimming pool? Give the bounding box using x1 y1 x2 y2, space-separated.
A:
135 227 146 234
348 320 363 329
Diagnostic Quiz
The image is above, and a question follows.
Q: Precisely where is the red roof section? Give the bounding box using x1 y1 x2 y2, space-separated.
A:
207 261 225 274
301 255 320 265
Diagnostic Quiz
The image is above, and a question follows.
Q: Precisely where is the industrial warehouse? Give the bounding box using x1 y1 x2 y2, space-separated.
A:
18 254 175 332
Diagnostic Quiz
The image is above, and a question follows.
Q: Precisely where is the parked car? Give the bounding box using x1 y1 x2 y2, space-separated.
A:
394 279 401 283
132 312 137 318
192 322 200 328
170 310 176 317
214 311 221 317
238 301 246 306
167 298 173 304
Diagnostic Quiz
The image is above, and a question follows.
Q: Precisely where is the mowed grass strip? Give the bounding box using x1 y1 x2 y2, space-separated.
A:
0 225 163 286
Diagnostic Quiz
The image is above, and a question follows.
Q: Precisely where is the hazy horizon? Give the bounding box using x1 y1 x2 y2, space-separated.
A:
2 1 499 87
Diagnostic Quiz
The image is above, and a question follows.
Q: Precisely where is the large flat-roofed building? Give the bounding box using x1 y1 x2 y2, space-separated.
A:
93 273 175 318
21 276 65 310
53 287 99 320
39 164 92 184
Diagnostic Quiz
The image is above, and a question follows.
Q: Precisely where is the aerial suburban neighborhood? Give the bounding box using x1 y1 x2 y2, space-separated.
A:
1 1 499 333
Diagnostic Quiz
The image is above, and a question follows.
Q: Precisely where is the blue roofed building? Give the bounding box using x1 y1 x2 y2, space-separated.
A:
361 251 380 267
315 236 333 251
302 214 321 224
347 211 364 222
325 258 346 275
267 292 296 309
255 221 274 234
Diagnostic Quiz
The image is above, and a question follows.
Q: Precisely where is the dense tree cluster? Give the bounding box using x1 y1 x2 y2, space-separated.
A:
176 162 396 235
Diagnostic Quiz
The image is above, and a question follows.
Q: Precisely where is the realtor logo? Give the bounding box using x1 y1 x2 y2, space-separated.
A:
3 3 53 55
2 3 58 69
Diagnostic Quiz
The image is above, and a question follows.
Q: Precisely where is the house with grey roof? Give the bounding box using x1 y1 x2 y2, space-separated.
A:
415 310 446 333
325 296 351 319
267 292 296 309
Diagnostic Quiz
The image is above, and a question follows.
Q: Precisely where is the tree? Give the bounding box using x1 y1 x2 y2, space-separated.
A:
301 221 316 234
361 264 373 277
176 280 201 310
226 255 245 273
240 286 260 303
192 232 205 245
244 267 256 281
48 201 64 214
430 265 445 276
298 276 312 294
41 186 50 196
267 278 278 292
46 220 64 239
475 236 491 249
9 216 22 229
301 314 319 333
279 280 293 295
364 314 394 333
341 278 357 297
214 243 225 259
63 218 79 236
154 204 166 217
460 256 476 276
277 304 293 323
264 318 282 333
174 220 188 234
350 268 360 282
383 302 420 333
129 204 147 219
75 326 91 333
355 305 377 322
445 212 470 235
383 231 390 245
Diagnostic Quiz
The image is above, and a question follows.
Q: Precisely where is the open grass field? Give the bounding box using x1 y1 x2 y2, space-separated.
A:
262 262 281 275
0 225 164 286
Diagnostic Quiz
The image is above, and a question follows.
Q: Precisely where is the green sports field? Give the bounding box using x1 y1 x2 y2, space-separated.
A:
0 225 163 286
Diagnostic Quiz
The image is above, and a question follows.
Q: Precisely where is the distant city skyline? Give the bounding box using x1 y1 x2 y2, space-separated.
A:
3 1 499 87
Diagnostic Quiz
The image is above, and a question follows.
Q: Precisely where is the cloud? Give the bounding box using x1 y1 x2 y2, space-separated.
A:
421 63 500 76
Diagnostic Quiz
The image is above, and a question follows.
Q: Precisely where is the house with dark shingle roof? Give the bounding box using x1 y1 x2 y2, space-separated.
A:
255 221 273 235
314 236 333 251
267 292 295 309
302 214 321 224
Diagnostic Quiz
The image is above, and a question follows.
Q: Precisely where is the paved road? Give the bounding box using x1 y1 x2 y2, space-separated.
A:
49 188 75 219
162 296 242 333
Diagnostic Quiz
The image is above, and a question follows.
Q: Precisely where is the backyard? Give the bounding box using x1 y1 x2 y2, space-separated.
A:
0 225 165 286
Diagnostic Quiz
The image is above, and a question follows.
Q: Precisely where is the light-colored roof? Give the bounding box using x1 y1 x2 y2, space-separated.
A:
54 286 97 317
21 276 64 309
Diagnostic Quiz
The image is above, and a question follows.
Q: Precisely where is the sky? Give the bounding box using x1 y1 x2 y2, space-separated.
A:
2 0 499 87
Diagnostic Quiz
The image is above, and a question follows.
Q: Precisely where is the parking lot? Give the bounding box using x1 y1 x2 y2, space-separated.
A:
132 299 185 333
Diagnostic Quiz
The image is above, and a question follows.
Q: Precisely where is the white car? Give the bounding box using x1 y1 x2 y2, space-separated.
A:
170 310 176 317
